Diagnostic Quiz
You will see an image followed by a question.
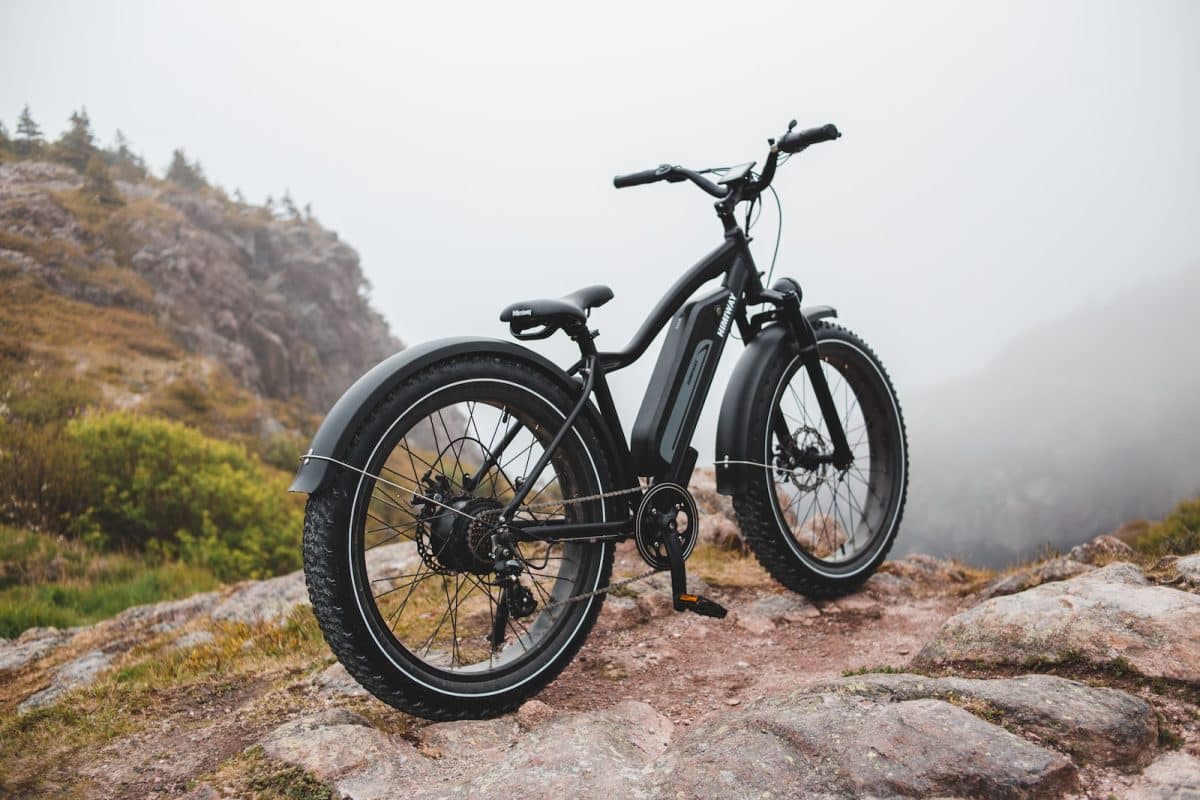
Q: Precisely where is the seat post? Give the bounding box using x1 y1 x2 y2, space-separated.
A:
569 325 599 359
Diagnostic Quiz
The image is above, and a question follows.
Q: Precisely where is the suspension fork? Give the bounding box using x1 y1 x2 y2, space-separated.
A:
777 291 854 470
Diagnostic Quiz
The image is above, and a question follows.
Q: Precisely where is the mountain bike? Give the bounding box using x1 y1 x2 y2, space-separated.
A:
292 120 908 720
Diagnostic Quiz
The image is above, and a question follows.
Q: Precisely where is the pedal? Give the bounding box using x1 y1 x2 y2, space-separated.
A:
648 488 728 620
674 593 728 619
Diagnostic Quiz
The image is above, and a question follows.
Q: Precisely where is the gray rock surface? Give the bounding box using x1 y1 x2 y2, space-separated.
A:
173 630 216 650
918 562 1200 682
646 691 1076 799
982 556 1094 598
0 626 76 673
1067 534 1137 565
736 592 820 633
414 701 672 800
115 591 220 633
260 708 424 800
211 544 418 625
19 650 112 711
818 672 1157 767
1126 751 1200 800
210 572 309 625
259 680 1149 798
309 661 369 698
1176 554 1200 587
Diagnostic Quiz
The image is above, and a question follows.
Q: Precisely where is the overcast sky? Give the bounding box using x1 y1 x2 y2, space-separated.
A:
3 0 1198 452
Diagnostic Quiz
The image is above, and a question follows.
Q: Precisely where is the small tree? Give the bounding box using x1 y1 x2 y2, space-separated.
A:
109 129 147 181
15 104 43 155
83 154 122 205
233 187 245 204
165 148 207 190
52 108 97 171
281 189 300 219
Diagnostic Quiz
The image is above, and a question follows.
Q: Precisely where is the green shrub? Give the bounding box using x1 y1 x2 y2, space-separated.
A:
0 420 90 532
66 412 303 580
260 431 307 472
1135 496 1200 557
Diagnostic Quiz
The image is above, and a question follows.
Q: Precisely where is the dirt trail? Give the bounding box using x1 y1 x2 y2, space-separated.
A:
541 546 968 725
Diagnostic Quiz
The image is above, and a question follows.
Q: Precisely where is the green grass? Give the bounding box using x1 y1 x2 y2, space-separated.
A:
841 664 907 677
0 526 220 637
1133 496 1200 557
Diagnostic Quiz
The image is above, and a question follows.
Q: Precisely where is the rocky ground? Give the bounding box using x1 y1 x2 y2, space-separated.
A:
2 534 1199 799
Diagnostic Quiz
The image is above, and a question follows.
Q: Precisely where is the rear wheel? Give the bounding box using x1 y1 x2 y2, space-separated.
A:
303 354 615 720
733 322 908 598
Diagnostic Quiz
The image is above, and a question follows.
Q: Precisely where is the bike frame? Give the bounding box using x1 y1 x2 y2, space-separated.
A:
501 207 853 544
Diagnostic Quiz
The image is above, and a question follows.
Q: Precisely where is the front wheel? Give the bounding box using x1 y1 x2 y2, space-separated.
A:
733 322 908 599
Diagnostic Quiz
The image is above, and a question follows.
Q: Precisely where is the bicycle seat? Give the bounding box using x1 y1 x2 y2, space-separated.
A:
500 285 613 339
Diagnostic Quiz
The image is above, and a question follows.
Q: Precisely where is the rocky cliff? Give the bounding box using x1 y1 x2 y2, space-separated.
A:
0 160 400 434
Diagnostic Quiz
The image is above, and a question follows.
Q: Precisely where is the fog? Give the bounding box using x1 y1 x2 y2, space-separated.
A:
4 1 1199 562
900 263 1200 566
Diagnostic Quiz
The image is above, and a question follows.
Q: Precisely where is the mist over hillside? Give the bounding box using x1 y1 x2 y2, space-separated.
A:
898 264 1200 566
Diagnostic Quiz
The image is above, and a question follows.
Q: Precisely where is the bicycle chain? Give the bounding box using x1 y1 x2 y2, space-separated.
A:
303 452 802 608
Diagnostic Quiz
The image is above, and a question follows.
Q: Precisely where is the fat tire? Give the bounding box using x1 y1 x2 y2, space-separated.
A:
732 322 908 599
302 354 615 720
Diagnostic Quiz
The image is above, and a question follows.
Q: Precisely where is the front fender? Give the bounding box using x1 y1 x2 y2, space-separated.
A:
713 306 837 496
289 337 600 494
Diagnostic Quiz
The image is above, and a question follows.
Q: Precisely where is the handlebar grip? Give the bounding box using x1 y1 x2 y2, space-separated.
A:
613 165 669 188
778 123 841 154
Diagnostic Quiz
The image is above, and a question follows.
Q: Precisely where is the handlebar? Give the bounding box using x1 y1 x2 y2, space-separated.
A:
778 123 840 154
613 119 840 203
613 165 669 188
613 164 728 198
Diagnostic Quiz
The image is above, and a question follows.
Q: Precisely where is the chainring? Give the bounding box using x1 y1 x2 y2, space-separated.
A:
634 482 699 570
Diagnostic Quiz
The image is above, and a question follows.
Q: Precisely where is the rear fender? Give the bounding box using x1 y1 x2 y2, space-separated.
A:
289 337 620 494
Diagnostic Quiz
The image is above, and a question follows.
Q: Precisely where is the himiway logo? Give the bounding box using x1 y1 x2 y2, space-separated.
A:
716 295 737 338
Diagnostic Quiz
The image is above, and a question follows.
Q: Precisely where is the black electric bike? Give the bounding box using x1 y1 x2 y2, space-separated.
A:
293 120 908 720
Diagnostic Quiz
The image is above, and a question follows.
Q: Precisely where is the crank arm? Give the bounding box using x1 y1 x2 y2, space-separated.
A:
658 511 727 619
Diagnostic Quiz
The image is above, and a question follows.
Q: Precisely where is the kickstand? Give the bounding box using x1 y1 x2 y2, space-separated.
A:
660 521 727 619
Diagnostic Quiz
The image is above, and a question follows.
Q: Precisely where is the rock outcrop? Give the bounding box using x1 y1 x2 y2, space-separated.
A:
814 672 1157 768
918 562 1200 682
0 161 401 418
4 539 1199 799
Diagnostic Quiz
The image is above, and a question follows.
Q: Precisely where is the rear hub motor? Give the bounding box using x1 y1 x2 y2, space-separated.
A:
424 496 502 575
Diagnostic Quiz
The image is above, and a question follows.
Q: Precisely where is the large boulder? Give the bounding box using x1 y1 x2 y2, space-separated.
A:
816 672 1157 768
646 690 1076 799
917 562 1200 682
